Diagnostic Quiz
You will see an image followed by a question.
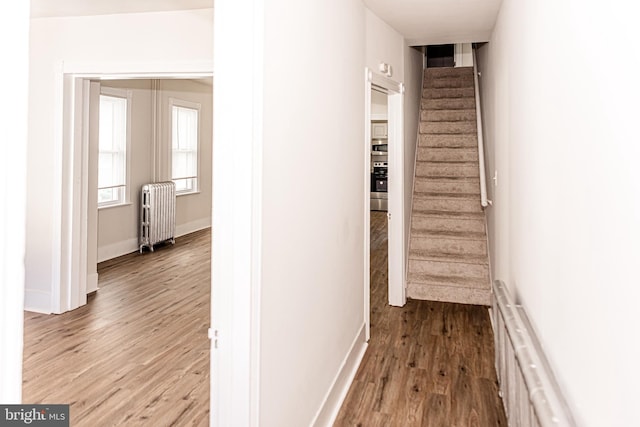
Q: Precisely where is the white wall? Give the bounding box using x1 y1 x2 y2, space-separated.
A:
97 79 212 262
366 5 424 297
26 9 213 312
97 80 153 261
0 1 29 403
454 43 473 67
477 0 640 426
402 44 424 272
211 3 423 423
260 0 366 424
371 89 387 119
365 8 405 80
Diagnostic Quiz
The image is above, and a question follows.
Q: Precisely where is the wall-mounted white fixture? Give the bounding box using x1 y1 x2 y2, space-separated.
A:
378 62 392 78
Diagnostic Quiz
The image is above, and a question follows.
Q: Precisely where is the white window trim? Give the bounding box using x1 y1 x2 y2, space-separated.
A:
169 97 201 195
98 86 132 209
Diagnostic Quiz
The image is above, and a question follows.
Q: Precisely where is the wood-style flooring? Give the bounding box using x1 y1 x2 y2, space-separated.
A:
334 212 507 426
22 229 211 426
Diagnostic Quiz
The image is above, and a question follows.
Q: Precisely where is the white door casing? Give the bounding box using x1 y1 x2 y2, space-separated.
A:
51 62 213 315
211 0 263 425
364 69 406 344
0 1 30 404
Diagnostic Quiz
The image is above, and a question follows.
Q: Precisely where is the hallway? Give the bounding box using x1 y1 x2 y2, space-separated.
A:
334 212 506 426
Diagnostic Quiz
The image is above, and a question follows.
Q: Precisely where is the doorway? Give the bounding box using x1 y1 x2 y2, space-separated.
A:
49 63 213 314
90 78 213 269
370 89 388 213
426 44 455 68
364 70 406 341
21 68 213 422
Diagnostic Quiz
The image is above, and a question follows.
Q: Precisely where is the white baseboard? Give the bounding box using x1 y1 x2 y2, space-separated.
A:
176 217 211 237
311 323 368 427
24 289 52 314
86 272 99 294
96 217 211 263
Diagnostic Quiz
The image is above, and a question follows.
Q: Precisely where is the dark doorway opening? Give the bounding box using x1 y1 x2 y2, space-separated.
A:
426 44 455 68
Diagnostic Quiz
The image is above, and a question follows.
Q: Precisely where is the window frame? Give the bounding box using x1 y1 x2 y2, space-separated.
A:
97 86 132 209
169 97 201 196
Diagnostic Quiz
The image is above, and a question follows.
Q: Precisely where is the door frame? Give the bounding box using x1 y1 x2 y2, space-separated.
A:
364 68 406 339
0 1 30 403
52 61 213 314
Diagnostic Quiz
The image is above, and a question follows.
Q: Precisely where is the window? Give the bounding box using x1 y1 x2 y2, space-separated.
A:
98 89 130 207
171 101 200 194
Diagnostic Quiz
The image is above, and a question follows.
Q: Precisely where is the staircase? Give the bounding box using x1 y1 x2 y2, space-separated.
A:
407 66 490 306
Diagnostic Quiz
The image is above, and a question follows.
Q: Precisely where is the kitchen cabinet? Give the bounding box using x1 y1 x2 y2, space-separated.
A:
371 121 388 139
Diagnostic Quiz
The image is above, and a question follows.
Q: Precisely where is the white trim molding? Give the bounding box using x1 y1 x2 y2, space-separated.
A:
47 61 214 315
365 68 406 309
0 1 30 403
311 324 368 427
363 69 372 341
168 97 202 195
211 0 262 425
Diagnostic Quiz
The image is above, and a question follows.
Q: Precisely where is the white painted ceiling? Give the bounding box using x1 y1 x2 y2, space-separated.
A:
31 0 500 46
30 0 212 18
363 0 503 45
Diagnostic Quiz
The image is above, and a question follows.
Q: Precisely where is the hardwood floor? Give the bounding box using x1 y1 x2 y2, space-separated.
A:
334 212 507 426
23 229 211 426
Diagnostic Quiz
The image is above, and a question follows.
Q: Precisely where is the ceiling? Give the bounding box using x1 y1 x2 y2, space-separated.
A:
362 0 503 46
30 0 212 18
31 0 501 45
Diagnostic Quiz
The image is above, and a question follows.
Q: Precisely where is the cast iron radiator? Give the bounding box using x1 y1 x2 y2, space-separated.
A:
492 280 576 427
139 182 176 253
